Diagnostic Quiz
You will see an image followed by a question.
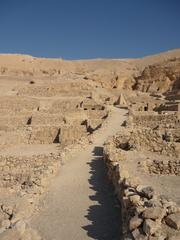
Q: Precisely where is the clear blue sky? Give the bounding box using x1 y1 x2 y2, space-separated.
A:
0 0 179 59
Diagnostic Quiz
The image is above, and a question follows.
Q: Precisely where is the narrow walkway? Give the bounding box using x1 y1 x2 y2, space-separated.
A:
30 107 127 240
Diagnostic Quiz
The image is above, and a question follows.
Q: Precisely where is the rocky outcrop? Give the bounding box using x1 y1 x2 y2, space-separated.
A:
132 58 180 94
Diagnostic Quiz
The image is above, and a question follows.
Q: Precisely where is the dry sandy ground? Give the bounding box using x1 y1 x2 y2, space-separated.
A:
29 107 127 240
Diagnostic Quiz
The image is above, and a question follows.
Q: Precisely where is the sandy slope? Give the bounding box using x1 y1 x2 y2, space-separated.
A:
30 107 127 240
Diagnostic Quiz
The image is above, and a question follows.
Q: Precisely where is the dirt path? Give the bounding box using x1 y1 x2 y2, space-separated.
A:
30 107 127 240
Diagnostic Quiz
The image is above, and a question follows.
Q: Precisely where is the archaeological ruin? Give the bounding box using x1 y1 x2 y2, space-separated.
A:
0 49 179 239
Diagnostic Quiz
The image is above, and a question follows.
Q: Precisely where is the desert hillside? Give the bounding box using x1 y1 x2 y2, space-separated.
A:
0 49 180 93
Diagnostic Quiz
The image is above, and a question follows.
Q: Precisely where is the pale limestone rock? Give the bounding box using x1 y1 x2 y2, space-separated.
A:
129 215 143 231
132 228 148 240
129 195 141 206
143 219 161 236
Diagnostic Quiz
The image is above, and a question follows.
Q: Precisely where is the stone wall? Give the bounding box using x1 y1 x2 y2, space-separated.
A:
156 103 179 112
0 125 88 146
113 129 179 158
146 159 180 176
0 153 61 189
104 141 180 240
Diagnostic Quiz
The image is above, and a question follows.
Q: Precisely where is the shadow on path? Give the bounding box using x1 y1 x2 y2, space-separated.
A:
82 146 121 240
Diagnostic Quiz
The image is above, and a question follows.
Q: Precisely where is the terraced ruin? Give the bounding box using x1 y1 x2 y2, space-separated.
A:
0 49 179 240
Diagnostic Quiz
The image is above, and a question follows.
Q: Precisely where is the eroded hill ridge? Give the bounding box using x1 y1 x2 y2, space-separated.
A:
0 49 179 240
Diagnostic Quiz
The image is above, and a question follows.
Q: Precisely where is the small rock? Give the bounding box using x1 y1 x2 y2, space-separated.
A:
165 213 180 230
153 227 167 240
143 219 161 235
160 195 172 207
123 196 131 209
124 188 135 197
167 205 179 215
143 207 166 220
132 228 147 240
129 194 142 205
135 206 145 215
137 185 154 199
129 215 143 231
147 197 162 208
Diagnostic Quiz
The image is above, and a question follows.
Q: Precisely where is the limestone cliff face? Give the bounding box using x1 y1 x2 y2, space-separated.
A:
132 57 180 94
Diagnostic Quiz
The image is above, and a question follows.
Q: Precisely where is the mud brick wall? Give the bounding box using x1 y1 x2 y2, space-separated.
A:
31 114 64 126
0 130 29 145
61 125 87 145
0 115 29 127
87 109 108 119
0 96 39 113
28 126 61 144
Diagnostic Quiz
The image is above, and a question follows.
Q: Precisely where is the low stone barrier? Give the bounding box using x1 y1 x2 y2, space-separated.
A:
146 159 180 176
104 142 180 240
